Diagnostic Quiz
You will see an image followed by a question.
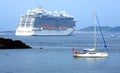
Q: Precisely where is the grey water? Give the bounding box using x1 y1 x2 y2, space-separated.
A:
0 31 120 73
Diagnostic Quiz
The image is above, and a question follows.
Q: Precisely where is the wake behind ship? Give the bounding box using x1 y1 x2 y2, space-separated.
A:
16 7 76 36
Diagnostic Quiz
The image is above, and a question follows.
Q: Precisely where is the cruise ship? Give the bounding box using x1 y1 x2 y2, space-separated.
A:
15 7 76 36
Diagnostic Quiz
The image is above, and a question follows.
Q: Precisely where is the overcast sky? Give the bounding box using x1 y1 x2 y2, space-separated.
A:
0 0 120 31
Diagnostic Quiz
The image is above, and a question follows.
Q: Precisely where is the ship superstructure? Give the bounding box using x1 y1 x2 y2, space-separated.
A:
16 7 76 36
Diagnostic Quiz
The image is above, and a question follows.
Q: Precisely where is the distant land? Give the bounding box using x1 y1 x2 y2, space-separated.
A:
79 26 120 32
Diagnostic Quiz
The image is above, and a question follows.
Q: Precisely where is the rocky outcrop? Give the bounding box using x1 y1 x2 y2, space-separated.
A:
0 37 31 49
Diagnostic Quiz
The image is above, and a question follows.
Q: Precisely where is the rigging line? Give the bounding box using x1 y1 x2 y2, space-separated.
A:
95 13 108 51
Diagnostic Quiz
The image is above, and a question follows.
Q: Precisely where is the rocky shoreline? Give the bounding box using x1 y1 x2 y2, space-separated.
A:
0 37 31 49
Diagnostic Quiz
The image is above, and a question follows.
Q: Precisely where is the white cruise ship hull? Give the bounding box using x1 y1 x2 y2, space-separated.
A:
15 27 74 36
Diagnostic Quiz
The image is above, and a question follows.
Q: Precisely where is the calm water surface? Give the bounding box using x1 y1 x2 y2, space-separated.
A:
0 31 120 73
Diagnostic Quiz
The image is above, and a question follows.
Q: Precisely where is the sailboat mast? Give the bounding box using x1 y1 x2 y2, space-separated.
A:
94 12 97 51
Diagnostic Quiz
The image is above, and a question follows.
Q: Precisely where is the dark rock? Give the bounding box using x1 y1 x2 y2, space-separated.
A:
39 47 43 49
0 37 31 49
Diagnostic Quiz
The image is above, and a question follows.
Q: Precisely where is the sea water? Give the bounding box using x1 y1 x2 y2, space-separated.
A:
0 31 120 73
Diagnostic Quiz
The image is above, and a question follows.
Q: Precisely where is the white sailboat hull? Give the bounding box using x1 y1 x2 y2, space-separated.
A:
74 52 108 58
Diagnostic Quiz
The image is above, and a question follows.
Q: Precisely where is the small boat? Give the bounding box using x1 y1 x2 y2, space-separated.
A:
72 12 108 58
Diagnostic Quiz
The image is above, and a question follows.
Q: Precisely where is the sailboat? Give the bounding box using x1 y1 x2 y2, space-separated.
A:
72 12 108 58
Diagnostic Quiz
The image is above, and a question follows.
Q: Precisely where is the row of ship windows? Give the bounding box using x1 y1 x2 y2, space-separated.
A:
20 19 35 21
19 22 34 24
17 31 33 33
40 28 67 30
21 16 34 19
20 23 33 27
20 20 34 23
